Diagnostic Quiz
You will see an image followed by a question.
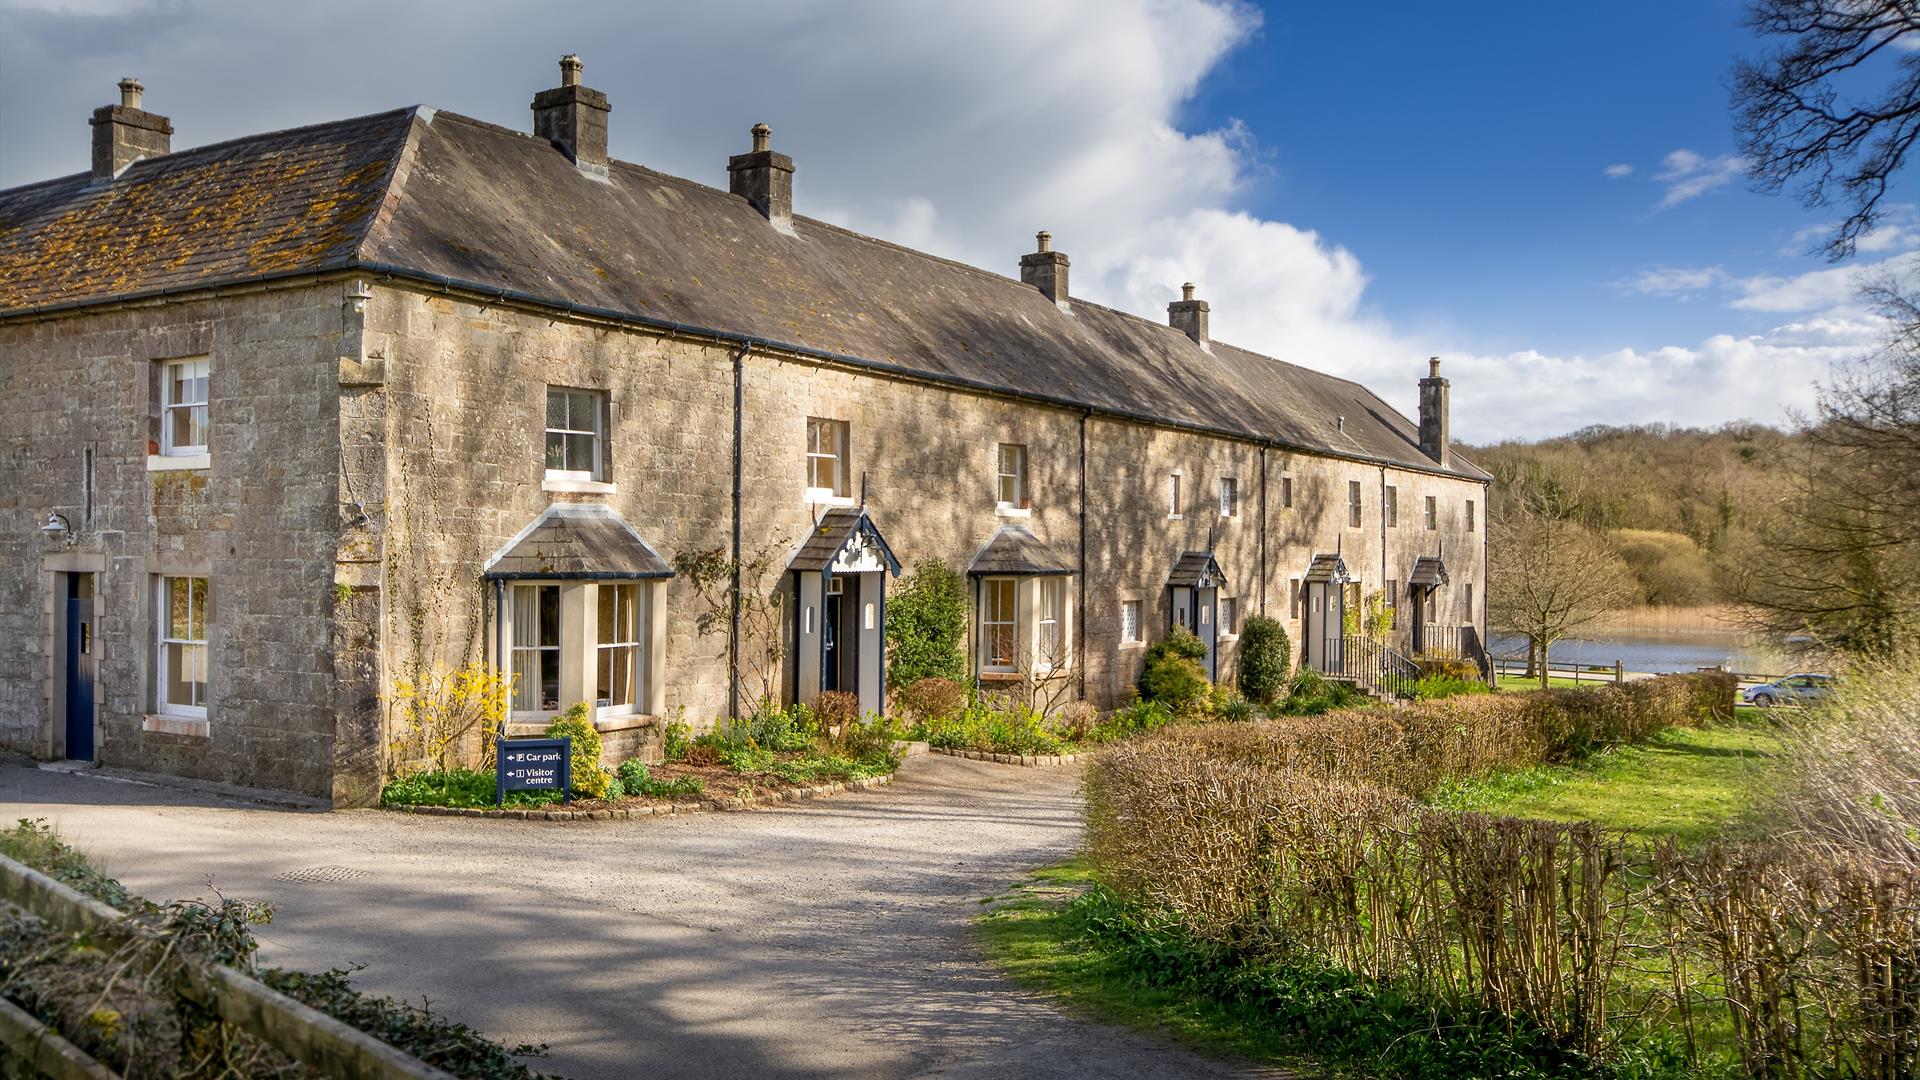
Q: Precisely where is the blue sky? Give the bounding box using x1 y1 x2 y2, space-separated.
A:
2 0 1911 440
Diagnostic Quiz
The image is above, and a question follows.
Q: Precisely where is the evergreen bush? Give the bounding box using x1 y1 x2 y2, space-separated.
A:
885 558 969 687
1138 628 1210 711
1236 616 1292 706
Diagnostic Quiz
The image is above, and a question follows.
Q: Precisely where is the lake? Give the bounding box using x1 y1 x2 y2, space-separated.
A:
1487 630 1798 677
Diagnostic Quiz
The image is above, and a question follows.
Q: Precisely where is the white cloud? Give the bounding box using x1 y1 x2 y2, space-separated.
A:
0 0 1896 442
1603 163 1633 178
1733 252 1920 313
1613 266 1726 296
1654 148 1746 208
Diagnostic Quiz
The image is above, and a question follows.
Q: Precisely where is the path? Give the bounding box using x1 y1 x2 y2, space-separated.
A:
0 753 1263 1080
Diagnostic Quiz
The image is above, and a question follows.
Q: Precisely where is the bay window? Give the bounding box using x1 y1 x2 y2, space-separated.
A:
510 584 562 715
982 578 1017 673
596 583 640 715
506 580 660 721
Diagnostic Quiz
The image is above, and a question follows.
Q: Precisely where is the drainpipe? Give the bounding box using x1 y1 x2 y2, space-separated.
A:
1258 446 1268 616
1077 408 1090 700
1379 465 1388 640
493 578 506 748
730 344 750 722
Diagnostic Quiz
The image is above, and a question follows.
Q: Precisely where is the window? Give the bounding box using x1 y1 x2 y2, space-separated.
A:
1120 600 1141 644
1463 582 1475 623
806 417 850 498
156 576 208 716
1220 596 1238 636
1289 578 1302 619
1466 500 1477 533
1424 495 1438 530
161 359 209 455
1168 473 1183 517
982 578 1017 672
1219 477 1238 518
996 443 1028 508
1347 480 1362 528
596 583 640 715
1037 578 1066 665
1280 475 1294 508
1385 485 1398 528
511 584 561 715
1386 580 1399 628
545 388 606 481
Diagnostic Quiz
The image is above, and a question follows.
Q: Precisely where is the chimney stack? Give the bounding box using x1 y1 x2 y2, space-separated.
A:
1418 356 1450 467
1020 230 1070 308
1168 282 1210 350
728 122 795 232
532 54 610 175
90 77 171 180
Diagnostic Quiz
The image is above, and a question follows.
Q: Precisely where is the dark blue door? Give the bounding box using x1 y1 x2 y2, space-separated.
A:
821 591 842 692
65 574 95 760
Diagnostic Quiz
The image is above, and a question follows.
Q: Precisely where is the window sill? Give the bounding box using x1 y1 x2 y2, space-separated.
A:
147 453 210 473
994 504 1033 518
542 476 616 494
978 671 1022 683
1118 641 1145 651
142 713 209 737
805 492 856 508
591 713 657 733
1167 514 1183 522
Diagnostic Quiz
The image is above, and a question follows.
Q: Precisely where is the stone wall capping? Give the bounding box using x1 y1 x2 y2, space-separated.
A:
929 747 1082 767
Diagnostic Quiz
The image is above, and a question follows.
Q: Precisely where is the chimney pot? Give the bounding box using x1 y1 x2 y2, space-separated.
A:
91 77 171 180
532 55 611 174
1019 230 1070 308
729 124 796 231
1168 282 1210 349
1418 356 1452 467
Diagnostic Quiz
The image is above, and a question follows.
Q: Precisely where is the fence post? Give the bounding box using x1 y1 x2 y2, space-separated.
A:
1615 660 1623 684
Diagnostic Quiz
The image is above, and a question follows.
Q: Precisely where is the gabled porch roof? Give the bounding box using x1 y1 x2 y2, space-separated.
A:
482 504 673 580
788 507 901 576
966 525 1074 577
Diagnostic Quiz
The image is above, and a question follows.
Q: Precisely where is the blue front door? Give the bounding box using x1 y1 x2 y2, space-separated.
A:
64 574 96 760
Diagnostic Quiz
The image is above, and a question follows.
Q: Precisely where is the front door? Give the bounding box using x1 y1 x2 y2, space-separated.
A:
64 573 96 760
821 581 846 692
1196 586 1218 681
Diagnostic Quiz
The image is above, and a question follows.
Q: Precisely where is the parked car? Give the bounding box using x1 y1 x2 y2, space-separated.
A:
1743 674 1837 707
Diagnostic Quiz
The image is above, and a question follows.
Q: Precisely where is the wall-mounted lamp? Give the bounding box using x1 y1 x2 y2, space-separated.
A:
344 280 373 314
40 512 73 545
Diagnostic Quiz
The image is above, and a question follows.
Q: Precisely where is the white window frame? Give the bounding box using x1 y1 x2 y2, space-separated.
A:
1425 495 1438 531
156 576 209 718
1347 480 1362 529
545 387 607 482
1168 473 1183 519
1219 596 1238 638
981 577 1018 674
805 416 850 501
510 583 563 718
1037 577 1066 669
1218 477 1237 518
1120 599 1142 645
1280 475 1294 509
1385 485 1398 529
160 358 210 456
996 442 1029 509
596 582 642 717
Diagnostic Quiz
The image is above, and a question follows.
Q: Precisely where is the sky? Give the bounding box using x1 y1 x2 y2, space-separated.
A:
1 0 1913 442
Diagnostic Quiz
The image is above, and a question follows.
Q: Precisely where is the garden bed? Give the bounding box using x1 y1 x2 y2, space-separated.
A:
386 769 894 820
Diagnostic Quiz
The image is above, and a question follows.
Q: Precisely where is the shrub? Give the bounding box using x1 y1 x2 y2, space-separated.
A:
1054 701 1099 742
1275 669 1369 715
615 758 704 798
886 558 969 687
916 699 1069 756
1413 672 1490 700
812 691 859 732
662 715 692 762
1139 628 1210 711
386 662 511 773
1235 616 1292 706
544 704 608 799
894 676 966 727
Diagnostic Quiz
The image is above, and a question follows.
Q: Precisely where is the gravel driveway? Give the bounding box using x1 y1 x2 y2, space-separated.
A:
0 753 1264 1079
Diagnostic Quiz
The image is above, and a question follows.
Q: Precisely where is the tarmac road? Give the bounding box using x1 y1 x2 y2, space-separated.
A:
0 753 1273 1079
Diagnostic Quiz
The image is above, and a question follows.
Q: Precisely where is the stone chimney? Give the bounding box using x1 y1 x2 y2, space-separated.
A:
1019 231 1070 309
90 78 171 180
1418 356 1450 467
728 123 795 232
531 54 610 175
1168 282 1210 350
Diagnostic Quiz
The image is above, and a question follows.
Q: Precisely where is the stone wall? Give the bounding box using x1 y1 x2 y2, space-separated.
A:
0 283 348 799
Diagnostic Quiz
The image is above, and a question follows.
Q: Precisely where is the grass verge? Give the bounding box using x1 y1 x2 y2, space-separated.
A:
1429 721 1781 844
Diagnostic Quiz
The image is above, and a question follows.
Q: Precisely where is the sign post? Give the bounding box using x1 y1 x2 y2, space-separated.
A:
496 737 571 806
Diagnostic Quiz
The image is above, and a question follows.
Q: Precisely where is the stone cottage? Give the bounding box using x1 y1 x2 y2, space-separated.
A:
0 60 1492 805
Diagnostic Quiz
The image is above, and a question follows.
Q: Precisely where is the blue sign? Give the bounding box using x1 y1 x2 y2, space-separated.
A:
496 737 571 805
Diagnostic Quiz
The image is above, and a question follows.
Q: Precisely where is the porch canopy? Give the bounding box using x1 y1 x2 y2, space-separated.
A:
1409 555 1449 588
1165 550 1226 589
966 524 1073 577
790 507 901 578
482 503 674 581
1303 552 1349 584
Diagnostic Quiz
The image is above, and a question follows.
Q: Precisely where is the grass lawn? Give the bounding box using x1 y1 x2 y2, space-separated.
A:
976 861 1300 1069
1430 720 1783 844
1495 673 1611 691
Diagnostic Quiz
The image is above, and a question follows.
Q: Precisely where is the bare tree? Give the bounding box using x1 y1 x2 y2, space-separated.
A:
1488 512 1641 687
1733 0 1920 260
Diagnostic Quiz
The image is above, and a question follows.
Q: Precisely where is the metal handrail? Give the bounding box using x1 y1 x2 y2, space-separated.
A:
1336 634 1420 698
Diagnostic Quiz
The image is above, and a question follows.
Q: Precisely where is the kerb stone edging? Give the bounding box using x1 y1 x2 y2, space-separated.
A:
929 747 1084 767
383 772 893 821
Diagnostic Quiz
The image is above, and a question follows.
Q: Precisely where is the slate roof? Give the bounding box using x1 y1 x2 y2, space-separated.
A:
967 526 1075 577
1303 553 1350 584
482 504 673 580
0 105 1487 481
788 507 901 575
1166 551 1227 588
1409 555 1450 588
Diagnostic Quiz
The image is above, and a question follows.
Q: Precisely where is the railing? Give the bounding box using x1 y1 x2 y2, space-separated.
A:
1411 624 1494 685
1335 635 1420 699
